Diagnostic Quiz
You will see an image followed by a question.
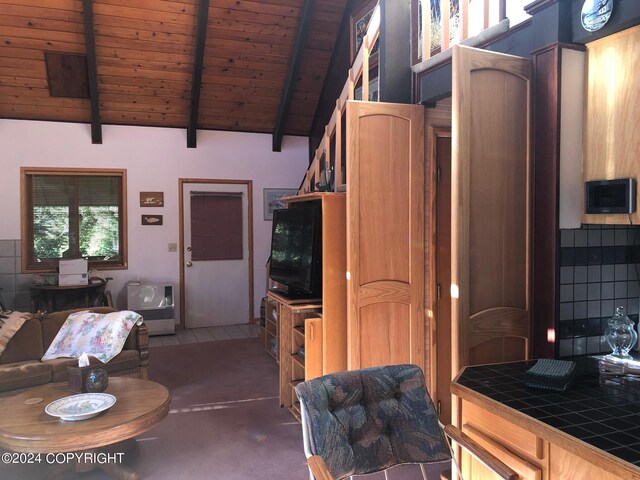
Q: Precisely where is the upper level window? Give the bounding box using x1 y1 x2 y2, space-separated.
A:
505 0 531 28
21 168 127 271
412 0 531 65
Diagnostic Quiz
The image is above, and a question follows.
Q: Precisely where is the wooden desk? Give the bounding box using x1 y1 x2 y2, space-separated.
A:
30 283 106 313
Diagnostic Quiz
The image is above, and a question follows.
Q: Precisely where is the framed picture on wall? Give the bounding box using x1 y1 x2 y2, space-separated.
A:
140 191 164 207
263 188 297 220
142 214 163 225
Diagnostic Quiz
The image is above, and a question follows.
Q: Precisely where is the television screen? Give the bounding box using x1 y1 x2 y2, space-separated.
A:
269 205 322 297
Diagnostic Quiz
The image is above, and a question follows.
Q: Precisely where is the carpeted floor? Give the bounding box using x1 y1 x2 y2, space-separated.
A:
132 338 309 480
0 338 450 479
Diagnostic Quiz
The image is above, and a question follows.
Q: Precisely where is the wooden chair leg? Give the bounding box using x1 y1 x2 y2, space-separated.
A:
307 455 334 480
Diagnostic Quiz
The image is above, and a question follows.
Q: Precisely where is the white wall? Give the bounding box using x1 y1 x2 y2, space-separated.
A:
0 119 308 320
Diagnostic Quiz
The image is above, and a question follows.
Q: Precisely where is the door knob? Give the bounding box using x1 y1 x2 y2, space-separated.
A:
186 261 193 267
187 247 192 252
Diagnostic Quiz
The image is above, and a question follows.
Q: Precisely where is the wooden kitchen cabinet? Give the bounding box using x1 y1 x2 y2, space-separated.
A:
461 425 543 480
582 25 640 225
457 396 638 480
460 400 546 480
549 445 625 480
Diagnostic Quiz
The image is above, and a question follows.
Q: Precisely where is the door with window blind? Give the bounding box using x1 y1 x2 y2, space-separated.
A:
182 180 252 328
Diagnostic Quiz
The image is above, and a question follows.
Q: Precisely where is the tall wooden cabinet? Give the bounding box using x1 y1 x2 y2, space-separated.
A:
346 101 426 372
450 45 532 374
274 193 347 419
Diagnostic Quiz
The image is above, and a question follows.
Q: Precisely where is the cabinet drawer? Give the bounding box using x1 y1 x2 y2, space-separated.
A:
462 424 543 480
463 400 544 461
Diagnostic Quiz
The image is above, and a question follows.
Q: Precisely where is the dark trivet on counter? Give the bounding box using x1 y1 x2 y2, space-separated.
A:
524 358 576 392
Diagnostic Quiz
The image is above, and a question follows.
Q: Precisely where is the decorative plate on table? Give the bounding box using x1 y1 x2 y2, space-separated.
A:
45 393 116 422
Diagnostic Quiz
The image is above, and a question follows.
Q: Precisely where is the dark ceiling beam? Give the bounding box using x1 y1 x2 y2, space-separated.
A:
272 0 315 152
81 0 102 144
187 0 210 148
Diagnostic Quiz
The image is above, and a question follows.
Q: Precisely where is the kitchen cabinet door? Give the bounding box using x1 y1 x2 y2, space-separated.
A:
451 45 532 375
550 445 627 480
582 26 640 225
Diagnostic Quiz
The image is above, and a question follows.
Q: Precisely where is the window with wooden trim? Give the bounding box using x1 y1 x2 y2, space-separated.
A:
21 168 127 271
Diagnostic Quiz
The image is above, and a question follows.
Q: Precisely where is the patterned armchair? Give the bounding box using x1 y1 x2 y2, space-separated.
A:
295 364 450 479
295 364 519 480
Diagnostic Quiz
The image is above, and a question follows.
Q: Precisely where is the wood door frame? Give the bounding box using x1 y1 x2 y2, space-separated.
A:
427 126 452 415
178 178 254 330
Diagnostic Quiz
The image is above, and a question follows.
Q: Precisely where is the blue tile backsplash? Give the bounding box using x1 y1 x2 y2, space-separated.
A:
558 225 640 358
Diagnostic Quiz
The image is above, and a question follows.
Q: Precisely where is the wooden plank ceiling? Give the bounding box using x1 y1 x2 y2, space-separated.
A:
0 0 346 139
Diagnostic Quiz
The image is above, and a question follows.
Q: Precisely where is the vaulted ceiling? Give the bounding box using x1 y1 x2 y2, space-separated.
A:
0 0 347 147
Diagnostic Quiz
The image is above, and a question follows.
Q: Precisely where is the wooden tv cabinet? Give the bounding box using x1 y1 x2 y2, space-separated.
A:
267 193 347 420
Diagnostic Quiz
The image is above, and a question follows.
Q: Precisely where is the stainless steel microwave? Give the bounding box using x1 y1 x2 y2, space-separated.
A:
585 178 636 214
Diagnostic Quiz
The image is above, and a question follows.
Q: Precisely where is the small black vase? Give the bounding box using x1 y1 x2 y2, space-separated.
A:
85 367 109 393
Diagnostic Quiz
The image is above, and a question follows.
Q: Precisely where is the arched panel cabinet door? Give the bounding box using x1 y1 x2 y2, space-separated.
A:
346 101 425 372
451 44 533 377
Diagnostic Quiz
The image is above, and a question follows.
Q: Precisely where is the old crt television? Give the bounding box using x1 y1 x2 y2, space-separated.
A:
269 204 322 298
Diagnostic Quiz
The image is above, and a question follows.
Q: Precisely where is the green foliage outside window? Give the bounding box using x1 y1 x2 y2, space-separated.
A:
79 206 119 258
33 206 69 260
23 169 126 270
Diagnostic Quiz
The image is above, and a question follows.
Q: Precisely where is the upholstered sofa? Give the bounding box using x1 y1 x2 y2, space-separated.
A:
0 307 149 396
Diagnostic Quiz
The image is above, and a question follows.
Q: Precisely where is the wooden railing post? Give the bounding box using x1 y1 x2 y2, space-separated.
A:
461 0 469 40
442 0 450 50
348 68 355 100
335 99 343 188
421 0 431 60
483 0 490 29
362 37 370 101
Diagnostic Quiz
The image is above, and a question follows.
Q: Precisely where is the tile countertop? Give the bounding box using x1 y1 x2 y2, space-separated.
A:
451 359 640 470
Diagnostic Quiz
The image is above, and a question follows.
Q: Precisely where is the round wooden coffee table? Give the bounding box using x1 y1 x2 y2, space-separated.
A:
0 377 170 479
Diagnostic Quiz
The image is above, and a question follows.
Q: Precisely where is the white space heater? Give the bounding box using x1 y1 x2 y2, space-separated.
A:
127 281 175 336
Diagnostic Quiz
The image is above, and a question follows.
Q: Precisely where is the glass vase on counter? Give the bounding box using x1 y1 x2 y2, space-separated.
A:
605 306 638 359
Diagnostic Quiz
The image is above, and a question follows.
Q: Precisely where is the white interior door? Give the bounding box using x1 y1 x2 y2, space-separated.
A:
182 181 251 328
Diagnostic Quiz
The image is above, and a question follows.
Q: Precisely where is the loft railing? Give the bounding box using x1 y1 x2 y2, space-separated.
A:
413 0 530 64
299 3 381 195
298 0 531 195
